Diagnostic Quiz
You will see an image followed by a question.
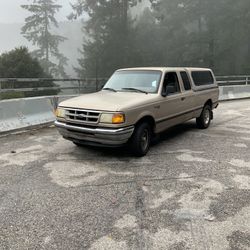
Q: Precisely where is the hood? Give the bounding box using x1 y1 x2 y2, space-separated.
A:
59 90 159 111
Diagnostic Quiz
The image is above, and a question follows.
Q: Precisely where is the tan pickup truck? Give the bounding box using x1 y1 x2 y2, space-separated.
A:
55 67 219 156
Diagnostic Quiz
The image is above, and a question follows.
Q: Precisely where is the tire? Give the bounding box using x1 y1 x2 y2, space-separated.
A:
130 122 152 157
73 141 83 147
196 104 212 129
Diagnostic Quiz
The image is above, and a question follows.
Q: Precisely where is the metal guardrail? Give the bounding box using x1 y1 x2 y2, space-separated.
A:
216 75 250 86
0 76 249 100
0 78 108 100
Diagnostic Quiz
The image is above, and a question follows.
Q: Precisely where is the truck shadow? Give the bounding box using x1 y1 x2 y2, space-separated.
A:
78 121 198 158
152 121 198 146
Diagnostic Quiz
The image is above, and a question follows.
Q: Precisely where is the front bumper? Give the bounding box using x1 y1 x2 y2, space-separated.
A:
55 120 134 146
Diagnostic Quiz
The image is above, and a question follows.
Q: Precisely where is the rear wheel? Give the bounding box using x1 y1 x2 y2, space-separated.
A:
196 104 212 129
130 122 152 157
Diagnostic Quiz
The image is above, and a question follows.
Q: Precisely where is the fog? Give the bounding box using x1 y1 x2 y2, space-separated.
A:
0 21 83 77
0 0 249 78
0 1 149 77
0 0 71 23
0 1 80 76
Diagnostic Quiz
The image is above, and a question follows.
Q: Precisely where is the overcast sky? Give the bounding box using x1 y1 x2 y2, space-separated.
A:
0 0 72 23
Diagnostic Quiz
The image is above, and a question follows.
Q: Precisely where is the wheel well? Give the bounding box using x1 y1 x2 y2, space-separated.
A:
205 99 212 108
136 116 156 132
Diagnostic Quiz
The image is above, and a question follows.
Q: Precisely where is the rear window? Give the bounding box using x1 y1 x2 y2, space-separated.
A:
191 71 214 86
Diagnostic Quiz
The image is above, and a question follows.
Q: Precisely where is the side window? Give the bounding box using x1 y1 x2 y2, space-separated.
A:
163 72 180 95
191 71 214 86
180 71 191 91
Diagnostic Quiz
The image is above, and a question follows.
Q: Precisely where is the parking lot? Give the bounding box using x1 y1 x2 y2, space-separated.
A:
0 99 250 250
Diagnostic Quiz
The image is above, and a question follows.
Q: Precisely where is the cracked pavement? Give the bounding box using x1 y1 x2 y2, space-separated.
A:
0 99 250 249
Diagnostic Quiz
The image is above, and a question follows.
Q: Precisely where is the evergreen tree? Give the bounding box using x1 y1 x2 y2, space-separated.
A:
0 47 48 78
132 7 163 67
21 0 68 77
71 0 250 76
71 0 141 78
0 47 59 99
149 0 250 75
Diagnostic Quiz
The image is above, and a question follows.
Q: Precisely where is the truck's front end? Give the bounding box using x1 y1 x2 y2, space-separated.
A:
55 68 162 150
55 107 134 146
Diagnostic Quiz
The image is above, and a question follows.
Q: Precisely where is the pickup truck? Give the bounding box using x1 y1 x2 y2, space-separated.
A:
55 67 219 156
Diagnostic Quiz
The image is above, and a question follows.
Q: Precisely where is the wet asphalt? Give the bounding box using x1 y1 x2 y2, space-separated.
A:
0 99 250 250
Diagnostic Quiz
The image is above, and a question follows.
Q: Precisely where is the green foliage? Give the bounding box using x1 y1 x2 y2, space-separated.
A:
73 0 250 77
0 47 48 78
21 0 68 77
0 92 25 100
71 0 142 78
0 47 59 99
148 0 250 75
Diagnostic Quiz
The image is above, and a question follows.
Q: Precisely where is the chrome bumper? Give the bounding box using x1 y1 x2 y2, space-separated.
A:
55 120 134 146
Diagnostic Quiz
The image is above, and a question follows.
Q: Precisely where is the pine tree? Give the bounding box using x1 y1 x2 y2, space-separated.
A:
70 0 141 78
148 0 250 74
21 0 68 77
70 0 250 76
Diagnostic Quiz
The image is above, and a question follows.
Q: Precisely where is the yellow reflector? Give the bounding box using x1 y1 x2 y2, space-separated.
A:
56 108 65 118
112 113 125 124
55 109 60 117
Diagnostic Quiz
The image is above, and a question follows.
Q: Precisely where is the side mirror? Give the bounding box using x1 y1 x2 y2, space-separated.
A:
161 90 167 97
161 82 168 97
162 85 175 96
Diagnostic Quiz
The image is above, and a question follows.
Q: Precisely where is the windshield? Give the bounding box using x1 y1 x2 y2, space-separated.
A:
103 70 162 93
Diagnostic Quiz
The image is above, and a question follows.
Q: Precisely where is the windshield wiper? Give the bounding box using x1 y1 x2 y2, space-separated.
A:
122 88 148 94
103 87 117 92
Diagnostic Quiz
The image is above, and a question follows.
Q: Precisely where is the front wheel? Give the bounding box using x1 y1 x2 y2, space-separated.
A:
129 122 152 157
196 104 212 129
73 141 83 147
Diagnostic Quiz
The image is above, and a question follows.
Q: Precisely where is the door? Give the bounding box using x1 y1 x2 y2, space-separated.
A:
156 72 187 133
178 71 196 120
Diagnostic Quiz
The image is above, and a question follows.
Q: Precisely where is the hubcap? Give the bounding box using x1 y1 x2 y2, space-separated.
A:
141 129 149 151
204 109 210 125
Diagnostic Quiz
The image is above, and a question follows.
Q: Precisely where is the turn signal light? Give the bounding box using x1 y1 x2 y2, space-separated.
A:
112 113 125 124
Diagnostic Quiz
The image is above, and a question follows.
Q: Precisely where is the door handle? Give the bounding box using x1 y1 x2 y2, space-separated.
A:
181 97 186 101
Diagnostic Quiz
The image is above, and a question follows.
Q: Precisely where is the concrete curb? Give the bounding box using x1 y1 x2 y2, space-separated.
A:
0 95 75 134
219 85 250 101
219 96 250 102
0 122 54 138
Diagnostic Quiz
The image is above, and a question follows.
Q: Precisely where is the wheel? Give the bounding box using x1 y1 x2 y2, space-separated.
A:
196 104 212 129
130 122 152 157
73 141 83 147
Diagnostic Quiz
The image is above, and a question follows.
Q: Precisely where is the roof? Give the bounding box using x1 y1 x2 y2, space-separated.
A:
116 67 212 72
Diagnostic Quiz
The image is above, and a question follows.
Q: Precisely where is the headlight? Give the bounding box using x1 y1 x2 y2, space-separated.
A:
100 113 125 124
55 107 66 118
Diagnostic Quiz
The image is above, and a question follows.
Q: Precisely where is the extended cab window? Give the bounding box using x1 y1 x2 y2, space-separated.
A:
191 71 214 86
163 72 180 95
180 71 191 91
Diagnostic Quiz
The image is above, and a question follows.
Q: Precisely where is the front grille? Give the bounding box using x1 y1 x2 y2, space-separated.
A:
65 108 100 124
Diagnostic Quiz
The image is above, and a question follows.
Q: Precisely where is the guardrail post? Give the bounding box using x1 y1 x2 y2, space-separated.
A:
96 78 98 92
0 81 1 100
78 80 81 94
246 76 249 85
